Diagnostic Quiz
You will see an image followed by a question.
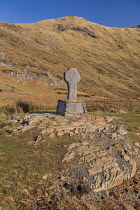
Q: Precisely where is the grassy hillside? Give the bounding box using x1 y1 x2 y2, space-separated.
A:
0 16 140 113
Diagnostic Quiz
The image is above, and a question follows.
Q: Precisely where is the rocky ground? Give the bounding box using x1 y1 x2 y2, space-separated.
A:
35 168 140 210
0 112 140 209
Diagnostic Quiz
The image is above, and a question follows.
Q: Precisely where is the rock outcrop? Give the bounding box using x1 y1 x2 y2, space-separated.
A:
62 139 138 192
5 113 140 193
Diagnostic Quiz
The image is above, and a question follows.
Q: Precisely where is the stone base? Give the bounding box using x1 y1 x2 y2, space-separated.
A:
56 100 87 116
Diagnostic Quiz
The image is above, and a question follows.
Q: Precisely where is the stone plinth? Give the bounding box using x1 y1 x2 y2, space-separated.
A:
57 99 86 116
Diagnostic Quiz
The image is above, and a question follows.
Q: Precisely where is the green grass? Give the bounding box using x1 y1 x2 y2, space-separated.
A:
0 113 8 120
0 135 48 208
0 122 80 209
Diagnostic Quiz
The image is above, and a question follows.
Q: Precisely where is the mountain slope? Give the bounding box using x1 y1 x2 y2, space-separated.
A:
0 16 140 113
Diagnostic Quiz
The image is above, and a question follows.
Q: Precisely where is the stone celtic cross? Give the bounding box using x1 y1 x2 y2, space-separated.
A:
64 68 81 101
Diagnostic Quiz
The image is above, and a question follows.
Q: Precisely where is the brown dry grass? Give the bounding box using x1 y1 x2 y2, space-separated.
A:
0 16 140 113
